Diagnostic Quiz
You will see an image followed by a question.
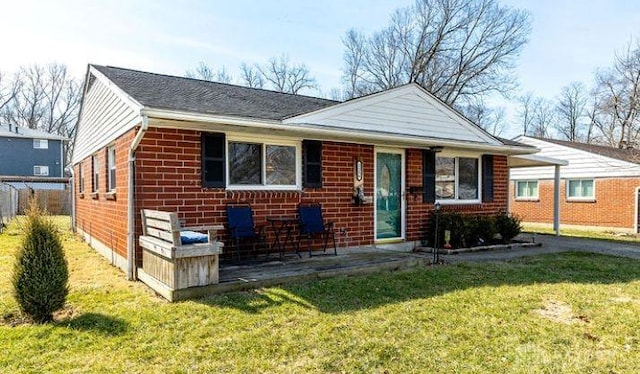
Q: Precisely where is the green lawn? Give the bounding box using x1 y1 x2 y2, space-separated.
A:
2 217 640 373
523 223 640 243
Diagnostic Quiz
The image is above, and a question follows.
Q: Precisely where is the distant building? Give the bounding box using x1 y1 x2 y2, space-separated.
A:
0 123 68 189
510 136 640 233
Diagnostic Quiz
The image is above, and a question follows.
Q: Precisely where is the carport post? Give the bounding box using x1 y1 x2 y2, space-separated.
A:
553 164 560 236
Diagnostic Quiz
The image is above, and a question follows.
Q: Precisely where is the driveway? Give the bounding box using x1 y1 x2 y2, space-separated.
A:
444 234 640 263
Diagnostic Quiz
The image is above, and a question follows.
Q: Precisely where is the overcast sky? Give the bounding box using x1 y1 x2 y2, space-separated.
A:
2 0 639 135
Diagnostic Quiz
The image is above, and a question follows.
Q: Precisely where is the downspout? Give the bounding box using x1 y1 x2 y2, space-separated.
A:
127 114 149 280
65 165 75 232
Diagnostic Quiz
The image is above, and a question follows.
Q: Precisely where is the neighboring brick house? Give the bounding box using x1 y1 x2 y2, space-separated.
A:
72 65 537 283
510 136 640 233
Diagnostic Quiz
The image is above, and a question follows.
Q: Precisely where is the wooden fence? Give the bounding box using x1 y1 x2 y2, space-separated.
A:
17 189 71 215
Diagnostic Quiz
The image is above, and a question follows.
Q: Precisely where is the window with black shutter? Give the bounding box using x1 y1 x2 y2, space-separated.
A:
302 140 322 188
482 155 494 202
202 133 226 188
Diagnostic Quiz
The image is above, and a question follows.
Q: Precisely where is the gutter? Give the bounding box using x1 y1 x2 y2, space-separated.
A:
143 108 536 156
126 114 148 281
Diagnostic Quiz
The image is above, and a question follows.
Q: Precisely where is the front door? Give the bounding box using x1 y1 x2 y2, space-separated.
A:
375 150 404 240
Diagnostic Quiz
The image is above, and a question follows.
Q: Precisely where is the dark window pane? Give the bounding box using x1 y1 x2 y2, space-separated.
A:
201 133 225 188
303 140 322 188
229 142 262 184
459 157 478 199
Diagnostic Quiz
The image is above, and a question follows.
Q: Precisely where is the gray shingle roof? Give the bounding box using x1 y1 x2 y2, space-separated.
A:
92 65 339 121
535 137 640 164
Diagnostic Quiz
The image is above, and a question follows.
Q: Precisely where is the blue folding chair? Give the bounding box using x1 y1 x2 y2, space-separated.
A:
297 203 337 257
226 204 265 262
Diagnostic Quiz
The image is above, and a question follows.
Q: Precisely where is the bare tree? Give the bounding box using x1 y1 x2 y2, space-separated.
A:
0 70 20 113
238 63 264 89
591 40 640 148
341 0 531 107
555 82 587 141
257 54 317 94
185 61 232 83
461 98 506 136
530 97 555 138
1 63 81 159
185 61 215 81
516 92 535 136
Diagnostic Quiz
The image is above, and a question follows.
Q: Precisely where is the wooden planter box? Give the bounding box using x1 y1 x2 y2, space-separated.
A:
137 209 224 301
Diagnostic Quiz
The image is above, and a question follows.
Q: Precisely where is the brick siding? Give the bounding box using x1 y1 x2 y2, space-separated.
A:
75 127 510 264
510 178 640 231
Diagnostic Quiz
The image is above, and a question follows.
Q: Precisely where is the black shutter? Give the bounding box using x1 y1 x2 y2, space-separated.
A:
302 140 322 188
482 155 494 202
202 133 226 188
422 149 436 203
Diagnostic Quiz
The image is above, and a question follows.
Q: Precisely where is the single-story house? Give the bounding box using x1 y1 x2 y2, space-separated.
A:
71 64 539 288
510 136 640 233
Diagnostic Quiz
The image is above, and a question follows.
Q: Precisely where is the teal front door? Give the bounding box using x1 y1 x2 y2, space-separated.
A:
375 150 404 240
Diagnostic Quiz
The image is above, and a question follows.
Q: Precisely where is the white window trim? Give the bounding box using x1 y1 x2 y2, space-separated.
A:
226 135 302 190
435 152 482 205
33 139 48 149
566 178 595 201
515 180 539 200
33 165 49 176
107 145 116 192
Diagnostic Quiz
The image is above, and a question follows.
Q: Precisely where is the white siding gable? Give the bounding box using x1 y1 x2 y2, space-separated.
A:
72 67 142 164
510 136 640 180
284 84 500 146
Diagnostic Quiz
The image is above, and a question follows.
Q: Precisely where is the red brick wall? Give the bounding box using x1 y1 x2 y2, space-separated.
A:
405 151 509 241
74 129 134 260
74 127 510 263
509 178 640 230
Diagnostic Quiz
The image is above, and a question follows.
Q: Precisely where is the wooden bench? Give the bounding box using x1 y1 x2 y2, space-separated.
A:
137 209 224 301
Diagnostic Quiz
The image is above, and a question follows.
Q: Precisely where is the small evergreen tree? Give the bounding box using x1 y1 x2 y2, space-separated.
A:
12 200 68 323
495 212 522 243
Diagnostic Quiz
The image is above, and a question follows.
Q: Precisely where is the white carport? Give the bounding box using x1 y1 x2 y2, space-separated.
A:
508 154 568 236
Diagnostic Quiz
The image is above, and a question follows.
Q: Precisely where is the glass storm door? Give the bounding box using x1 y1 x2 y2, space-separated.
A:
375 150 404 240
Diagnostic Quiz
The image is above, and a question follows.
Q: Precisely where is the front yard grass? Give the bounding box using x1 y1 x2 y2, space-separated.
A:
523 223 640 243
1 217 640 373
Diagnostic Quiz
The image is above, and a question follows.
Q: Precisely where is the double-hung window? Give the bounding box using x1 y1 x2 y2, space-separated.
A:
33 139 48 149
516 180 538 199
107 146 116 191
567 179 594 200
78 163 84 193
33 165 49 176
92 154 99 193
227 138 298 189
435 156 480 201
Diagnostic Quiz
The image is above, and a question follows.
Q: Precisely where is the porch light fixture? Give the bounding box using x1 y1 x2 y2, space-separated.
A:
429 146 444 153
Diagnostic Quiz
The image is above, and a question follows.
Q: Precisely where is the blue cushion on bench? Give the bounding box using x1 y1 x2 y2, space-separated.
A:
180 231 209 244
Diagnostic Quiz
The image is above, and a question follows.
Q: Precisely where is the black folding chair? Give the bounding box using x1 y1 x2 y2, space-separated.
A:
297 203 337 256
226 204 265 262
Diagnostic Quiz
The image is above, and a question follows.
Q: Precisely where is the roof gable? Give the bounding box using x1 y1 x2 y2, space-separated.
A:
91 65 338 121
284 84 501 146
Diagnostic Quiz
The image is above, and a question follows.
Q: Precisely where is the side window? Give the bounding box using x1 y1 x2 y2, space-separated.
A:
79 163 84 193
33 139 48 149
516 180 538 199
107 146 116 191
567 179 594 200
33 165 49 176
92 154 99 193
